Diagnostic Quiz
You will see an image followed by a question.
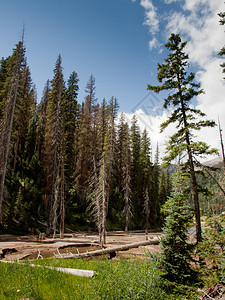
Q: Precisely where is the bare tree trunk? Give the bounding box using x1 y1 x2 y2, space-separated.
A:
102 157 107 246
60 158 65 239
0 42 23 222
124 136 131 232
53 175 60 239
218 117 225 171
93 158 102 244
60 130 65 239
144 188 150 240
178 75 202 242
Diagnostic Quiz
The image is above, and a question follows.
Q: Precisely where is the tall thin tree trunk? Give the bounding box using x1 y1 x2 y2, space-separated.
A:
124 151 131 232
60 124 65 239
53 174 60 239
218 117 225 171
0 42 23 222
102 157 107 246
178 75 202 242
144 188 150 240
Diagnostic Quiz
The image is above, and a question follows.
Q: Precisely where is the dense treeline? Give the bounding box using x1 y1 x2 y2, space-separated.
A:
0 41 171 235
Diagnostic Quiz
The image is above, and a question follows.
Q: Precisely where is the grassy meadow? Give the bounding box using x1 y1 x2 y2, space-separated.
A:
0 257 195 300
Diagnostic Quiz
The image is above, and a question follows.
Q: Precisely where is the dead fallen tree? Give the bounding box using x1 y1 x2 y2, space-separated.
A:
60 237 159 259
2 261 97 277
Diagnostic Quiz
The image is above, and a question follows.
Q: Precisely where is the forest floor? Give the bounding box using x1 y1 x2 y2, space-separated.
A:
0 230 162 261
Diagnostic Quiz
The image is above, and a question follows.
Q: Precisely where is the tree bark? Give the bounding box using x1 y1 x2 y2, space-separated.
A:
177 74 202 242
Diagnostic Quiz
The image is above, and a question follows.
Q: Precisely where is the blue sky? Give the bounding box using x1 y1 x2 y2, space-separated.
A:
1 0 225 159
0 0 154 113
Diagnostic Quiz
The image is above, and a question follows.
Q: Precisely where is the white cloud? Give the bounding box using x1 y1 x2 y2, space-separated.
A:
165 0 225 156
164 0 181 3
148 37 161 50
121 109 176 162
140 0 159 34
134 0 225 159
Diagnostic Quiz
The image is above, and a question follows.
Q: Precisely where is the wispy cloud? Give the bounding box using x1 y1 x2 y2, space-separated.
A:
165 0 225 156
164 0 181 3
148 37 161 50
140 0 159 34
130 0 225 159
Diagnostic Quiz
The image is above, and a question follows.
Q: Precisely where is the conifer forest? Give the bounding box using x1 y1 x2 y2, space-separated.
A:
1 26 225 300
0 3 225 299
0 40 173 237
0 30 224 241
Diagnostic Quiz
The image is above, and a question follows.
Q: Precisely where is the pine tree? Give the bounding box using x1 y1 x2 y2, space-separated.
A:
0 40 25 222
158 168 171 226
76 74 97 200
130 115 142 227
218 11 225 78
152 144 160 226
62 71 80 235
117 116 132 231
0 57 10 122
158 169 198 284
11 59 36 171
140 129 152 229
36 80 50 161
147 33 217 242
44 55 65 235
104 97 119 208
64 71 80 179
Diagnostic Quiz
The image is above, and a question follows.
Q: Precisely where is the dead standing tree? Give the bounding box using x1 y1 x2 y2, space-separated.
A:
88 156 108 246
144 188 150 240
0 40 24 222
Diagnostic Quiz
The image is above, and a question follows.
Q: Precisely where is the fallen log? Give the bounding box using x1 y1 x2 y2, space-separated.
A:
61 237 159 259
2 261 97 277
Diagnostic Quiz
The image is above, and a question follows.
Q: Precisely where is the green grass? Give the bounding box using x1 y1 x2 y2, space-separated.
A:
0 257 197 300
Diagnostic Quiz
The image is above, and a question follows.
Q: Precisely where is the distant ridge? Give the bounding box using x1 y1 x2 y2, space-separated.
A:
165 157 223 173
201 157 223 168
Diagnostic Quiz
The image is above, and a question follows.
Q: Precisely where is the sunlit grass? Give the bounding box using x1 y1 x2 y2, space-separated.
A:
0 258 196 299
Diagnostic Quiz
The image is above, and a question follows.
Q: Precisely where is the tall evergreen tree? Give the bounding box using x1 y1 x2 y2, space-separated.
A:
123 122 132 232
0 40 25 222
147 33 217 242
152 144 160 226
158 168 171 226
11 59 36 171
76 74 97 200
63 71 80 222
44 55 65 235
117 114 132 230
140 128 152 228
36 80 50 161
0 57 10 122
158 169 198 284
130 115 142 227
218 11 225 78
